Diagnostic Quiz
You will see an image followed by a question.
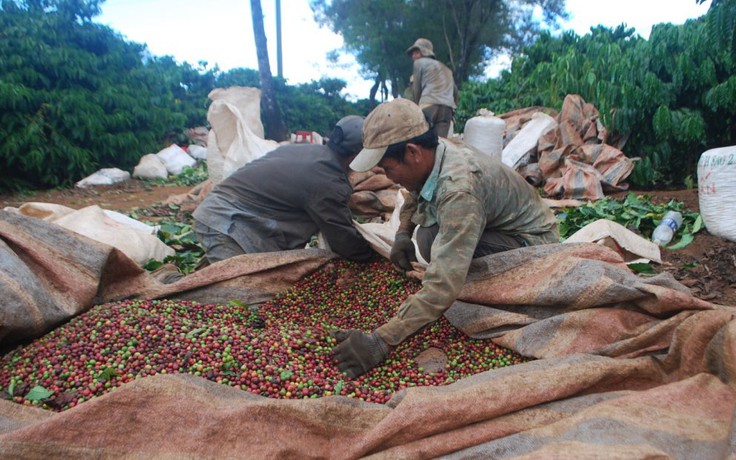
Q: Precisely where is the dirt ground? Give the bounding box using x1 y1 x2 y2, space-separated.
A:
2 181 735 306
609 189 736 307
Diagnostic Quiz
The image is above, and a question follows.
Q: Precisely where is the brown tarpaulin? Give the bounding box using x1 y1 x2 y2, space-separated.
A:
502 95 635 201
0 210 334 348
1 210 735 458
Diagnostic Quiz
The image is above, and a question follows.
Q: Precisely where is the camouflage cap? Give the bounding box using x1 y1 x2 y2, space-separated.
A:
350 99 430 172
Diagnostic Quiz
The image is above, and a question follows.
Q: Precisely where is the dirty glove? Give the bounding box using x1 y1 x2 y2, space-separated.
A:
390 231 416 271
331 330 389 379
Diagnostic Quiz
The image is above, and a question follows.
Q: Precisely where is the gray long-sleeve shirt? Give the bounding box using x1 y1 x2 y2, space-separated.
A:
193 143 373 262
411 57 457 110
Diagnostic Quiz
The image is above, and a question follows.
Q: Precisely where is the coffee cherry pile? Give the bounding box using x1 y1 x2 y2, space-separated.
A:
0 259 526 411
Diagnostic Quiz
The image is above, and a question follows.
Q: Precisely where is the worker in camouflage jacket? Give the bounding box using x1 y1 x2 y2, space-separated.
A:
332 99 559 378
192 116 374 264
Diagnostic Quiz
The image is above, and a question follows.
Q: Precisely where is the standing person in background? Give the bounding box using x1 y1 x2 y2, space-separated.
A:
331 99 559 379
407 38 458 138
192 115 375 265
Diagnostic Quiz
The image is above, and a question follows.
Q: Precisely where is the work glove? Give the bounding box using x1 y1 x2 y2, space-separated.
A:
331 329 389 379
390 231 416 271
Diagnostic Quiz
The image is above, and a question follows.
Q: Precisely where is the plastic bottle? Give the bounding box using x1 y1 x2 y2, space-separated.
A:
652 211 683 246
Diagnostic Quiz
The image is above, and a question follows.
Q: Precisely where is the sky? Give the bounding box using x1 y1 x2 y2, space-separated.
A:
96 0 713 100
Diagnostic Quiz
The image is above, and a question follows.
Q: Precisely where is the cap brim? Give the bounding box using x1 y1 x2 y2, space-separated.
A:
349 147 387 172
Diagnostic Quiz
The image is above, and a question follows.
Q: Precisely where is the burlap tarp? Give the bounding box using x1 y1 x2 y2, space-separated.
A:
0 210 334 348
499 95 635 201
1 210 735 458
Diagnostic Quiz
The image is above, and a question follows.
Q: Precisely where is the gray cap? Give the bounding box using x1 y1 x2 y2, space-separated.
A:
406 38 435 58
329 115 365 157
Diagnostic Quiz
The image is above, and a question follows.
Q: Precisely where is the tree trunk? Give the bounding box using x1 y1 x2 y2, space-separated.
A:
369 78 380 108
250 0 288 141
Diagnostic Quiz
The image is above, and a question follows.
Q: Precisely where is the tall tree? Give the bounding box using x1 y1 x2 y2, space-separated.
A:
310 0 567 105
250 0 288 141
2 0 103 21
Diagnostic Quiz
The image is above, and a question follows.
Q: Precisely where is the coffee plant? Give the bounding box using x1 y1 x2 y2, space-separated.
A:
0 2 194 192
0 2 373 193
457 9 736 188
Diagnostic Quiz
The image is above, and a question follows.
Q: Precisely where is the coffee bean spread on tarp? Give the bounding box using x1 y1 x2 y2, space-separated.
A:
1 259 525 411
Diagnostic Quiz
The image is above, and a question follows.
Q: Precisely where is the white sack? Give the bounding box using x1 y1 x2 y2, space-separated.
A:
463 109 505 161
133 154 169 180
501 112 557 168
353 189 429 267
187 144 208 161
698 145 736 243
7 202 76 221
206 86 279 185
12 202 160 235
53 206 173 266
101 209 160 235
9 203 172 266
156 144 196 176
75 168 130 188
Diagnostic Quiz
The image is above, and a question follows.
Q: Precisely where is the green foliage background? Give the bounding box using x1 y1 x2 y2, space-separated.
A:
0 1 369 192
0 1 189 191
2 0 735 193
456 7 736 188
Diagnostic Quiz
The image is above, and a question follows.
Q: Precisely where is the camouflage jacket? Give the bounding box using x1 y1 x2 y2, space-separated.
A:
377 139 559 345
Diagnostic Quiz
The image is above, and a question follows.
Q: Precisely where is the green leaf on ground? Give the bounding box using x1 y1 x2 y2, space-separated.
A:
98 367 119 381
628 263 656 274
557 192 701 250
25 386 54 401
667 233 695 250
186 327 209 339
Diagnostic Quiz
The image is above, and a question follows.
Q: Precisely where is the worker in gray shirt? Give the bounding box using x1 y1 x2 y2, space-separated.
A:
407 38 458 138
192 116 375 264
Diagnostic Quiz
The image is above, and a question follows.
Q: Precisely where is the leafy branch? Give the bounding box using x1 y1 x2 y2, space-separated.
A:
556 192 703 249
